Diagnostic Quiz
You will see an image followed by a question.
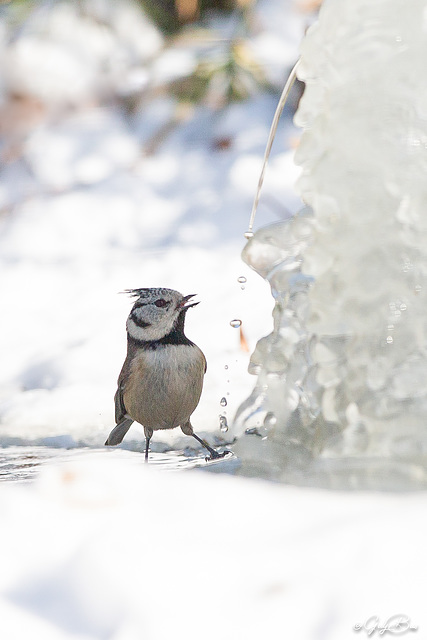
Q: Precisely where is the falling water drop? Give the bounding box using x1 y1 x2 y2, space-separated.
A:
244 231 254 240
224 364 229 370
219 415 229 432
264 412 277 430
230 319 242 328
220 397 227 407
237 275 247 291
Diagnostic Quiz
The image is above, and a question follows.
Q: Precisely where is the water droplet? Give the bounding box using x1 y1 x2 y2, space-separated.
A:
224 364 229 370
219 415 229 432
263 412 277 430
244 231 254 240
238 275 247 290
220 397 227 407
230 319 242 328
386 336 394 344
400 303 407 311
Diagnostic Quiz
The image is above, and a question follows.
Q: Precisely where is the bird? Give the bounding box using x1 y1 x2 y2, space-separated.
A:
105 287 226 462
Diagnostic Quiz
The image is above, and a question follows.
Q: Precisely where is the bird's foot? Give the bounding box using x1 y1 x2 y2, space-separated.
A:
190 432 231 462
205 449 231 462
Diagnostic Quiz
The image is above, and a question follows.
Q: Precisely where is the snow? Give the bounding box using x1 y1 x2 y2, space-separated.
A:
1 455 427 639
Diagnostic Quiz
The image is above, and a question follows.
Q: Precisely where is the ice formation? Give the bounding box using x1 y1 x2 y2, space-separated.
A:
232 0 427 488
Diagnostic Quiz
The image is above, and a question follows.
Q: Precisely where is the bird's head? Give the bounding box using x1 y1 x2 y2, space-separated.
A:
124 288 199 342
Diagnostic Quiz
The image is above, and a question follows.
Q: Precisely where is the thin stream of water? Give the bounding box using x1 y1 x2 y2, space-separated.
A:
245 58 300 237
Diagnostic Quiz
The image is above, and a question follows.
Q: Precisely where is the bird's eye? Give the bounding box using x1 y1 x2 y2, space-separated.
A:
154 299 168 308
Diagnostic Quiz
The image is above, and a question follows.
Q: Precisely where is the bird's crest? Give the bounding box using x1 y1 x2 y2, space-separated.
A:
121 288 152 299
121 288 173 300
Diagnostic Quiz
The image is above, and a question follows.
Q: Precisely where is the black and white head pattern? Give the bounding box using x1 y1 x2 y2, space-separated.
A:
125 288 197 342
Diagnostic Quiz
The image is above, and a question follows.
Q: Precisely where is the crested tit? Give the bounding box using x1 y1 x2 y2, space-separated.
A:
105 287 225 462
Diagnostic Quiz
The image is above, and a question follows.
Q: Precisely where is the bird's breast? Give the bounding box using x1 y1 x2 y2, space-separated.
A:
123 344 205 430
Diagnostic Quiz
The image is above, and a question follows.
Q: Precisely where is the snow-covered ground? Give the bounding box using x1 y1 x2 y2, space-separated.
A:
2 454 427 640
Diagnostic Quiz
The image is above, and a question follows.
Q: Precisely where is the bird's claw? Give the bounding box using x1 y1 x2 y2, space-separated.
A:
205 450 231 462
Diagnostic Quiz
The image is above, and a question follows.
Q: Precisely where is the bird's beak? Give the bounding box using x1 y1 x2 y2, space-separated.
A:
179 294 199 310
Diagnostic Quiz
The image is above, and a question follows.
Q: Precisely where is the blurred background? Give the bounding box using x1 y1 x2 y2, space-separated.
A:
0 0 319 455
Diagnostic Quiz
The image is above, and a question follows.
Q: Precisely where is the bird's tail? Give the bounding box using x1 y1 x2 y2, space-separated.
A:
105 418 134 446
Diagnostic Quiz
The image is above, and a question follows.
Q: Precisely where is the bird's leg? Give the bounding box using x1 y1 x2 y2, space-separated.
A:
181 422 227 460
191 432 225 459
144 426 153 463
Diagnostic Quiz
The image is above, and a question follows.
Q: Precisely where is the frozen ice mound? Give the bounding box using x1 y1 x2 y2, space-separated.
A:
230 0 427 489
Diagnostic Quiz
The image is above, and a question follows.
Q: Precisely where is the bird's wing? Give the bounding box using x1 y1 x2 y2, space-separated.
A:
114 381 128 424
114 349 135 423
107 373 134 446
106 344 139 447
